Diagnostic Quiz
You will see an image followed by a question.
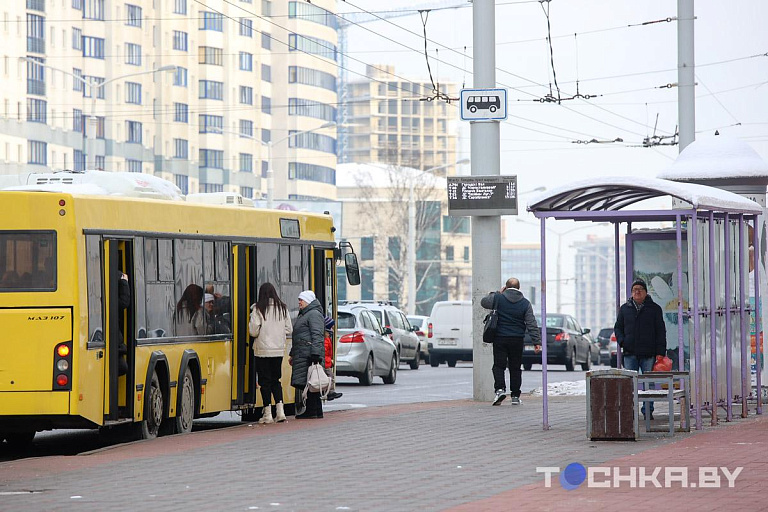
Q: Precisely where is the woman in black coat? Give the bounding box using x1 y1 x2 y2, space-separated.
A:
290 290 326 419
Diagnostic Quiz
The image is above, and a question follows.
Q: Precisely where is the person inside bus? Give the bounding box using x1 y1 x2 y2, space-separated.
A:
290 290 326 419
1 270 19 287
116 270 131 376
205 284 231 334
249 282 293 424
174 284 205 336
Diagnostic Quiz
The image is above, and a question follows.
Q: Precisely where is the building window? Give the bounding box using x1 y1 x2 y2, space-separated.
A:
261 160 268 178
173 67 187 87
288 131 335 154
28 140 47 165
288 162 335 185
443 216 470 234
95 155 105 170
96 116 105 138
199 80 223 100
125 81 141 104
200 183 224 193
175 174 189 194
26 14 45 54
239 52 252 71
83 0 105 20
200 11 223 31
82 36 105 59
288 98 336 122
463 246 470 262
288 66 336 92
199 114 223 134
126 4 142 27
239 18 252 37
173 0 186 15
26 98 46 123
262 0 272 16
361 268 373 300
198 46 222 66
73 108 84 132
239 153 253 172
239 119 253 138
174 138 188 159
261 32 271 50
261 64 271 82
125 43 141 65
445 246 454 261
261 96 271 115
199 149 224 169
126 159 142 173
239 86 253 105
83 75 105 99
73 150 85 171
288 1 337 29
72 28 82 50
173 103 188 123
240 186 253 198
126 120 142 143
173 30 187 51
361 237 374 261
72 0 83 9
388 237 400 260
288 33 336 61
261 129 271 143
26 57 45 96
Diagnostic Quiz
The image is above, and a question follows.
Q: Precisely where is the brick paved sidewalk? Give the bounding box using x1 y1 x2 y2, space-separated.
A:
0 396 763 512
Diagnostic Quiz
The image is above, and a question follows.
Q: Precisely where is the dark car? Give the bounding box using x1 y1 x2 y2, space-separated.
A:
597 328 615 365
522 314 594 371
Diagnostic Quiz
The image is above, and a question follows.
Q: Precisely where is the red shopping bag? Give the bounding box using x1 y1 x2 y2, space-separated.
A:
652 355 673 372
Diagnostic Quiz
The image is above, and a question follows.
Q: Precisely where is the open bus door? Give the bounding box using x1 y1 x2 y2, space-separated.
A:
104 238 135 422
232 244 251 410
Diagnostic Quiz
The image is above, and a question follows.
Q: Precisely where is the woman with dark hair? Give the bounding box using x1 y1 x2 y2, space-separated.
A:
249 282 293 424
175 284 205 336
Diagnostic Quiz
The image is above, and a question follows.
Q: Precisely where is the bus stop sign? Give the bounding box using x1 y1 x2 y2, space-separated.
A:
460 88 507 121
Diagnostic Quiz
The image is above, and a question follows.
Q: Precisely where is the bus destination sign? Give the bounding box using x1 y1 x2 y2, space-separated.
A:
447 175 518 216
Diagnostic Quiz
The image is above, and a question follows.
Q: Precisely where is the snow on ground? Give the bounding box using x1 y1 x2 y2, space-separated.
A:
529 380 587 397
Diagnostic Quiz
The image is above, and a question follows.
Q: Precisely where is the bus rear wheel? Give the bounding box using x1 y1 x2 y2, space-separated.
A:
140 372 164 440
3 431 35 450
174 367 195 434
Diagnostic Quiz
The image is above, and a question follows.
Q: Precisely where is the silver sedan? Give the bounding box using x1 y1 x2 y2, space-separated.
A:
335 304 398 386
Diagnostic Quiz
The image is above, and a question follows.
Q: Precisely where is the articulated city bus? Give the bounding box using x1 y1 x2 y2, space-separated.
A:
0 172 359 447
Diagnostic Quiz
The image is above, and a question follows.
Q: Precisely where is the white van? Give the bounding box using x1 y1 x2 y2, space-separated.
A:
428 301 472 367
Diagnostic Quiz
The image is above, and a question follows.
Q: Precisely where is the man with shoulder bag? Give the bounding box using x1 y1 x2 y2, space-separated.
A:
481 277 541 406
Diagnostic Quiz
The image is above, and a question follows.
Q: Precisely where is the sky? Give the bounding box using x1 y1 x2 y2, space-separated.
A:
337 0 768 308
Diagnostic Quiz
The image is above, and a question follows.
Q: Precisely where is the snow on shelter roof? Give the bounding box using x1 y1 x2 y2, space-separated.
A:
527 176 762 214
657 135 768 182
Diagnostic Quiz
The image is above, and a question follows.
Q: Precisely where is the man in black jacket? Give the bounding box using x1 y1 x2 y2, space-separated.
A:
481 277 541 406
614 278 666 419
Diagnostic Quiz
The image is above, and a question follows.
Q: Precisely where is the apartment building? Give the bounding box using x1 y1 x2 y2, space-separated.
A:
2 0 338 200
342 64 460 176
500 243 541 305
573 235 626 334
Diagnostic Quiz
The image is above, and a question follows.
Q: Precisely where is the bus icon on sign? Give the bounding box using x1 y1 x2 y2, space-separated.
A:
460 88 507 121
466 96 500 113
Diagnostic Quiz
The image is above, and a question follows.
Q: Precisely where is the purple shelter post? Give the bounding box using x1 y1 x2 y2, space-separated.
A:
739 215 749 418
676 215 684 369
724 213 733 421
540 218 549 430
692 210 702 430
709 211 718 426
615 223 621 338
753 215 763 415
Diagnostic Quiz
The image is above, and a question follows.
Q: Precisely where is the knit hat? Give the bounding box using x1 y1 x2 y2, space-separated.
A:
631 279 648 292
202 293 215 305
324 315 335 331
298 290 316 303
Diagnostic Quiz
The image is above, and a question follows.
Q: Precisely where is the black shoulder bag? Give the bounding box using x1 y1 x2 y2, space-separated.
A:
482 293 499 343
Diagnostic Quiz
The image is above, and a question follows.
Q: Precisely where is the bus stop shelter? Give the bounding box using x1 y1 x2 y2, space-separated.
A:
527 176 764 430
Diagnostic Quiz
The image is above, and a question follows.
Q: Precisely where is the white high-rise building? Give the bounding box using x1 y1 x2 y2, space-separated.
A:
1 0 339 200
573 235 626 334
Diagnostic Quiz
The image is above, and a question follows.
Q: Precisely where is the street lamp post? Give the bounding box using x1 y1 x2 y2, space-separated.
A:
406 158 469 315
263 121 337 209
20 58 176 170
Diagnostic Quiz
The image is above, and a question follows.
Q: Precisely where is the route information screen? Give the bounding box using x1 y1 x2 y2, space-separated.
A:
447 175 518 216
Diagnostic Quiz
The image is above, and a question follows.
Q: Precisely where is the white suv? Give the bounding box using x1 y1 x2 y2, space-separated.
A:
343 301 421 369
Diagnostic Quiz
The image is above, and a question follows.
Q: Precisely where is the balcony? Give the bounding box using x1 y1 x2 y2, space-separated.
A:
27 0 45 12
27 36 45 54
27 78 45 96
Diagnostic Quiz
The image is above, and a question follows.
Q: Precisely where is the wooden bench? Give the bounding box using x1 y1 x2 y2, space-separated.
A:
637 371 690 436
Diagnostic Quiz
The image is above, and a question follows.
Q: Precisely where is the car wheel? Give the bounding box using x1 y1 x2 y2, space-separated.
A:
565 349 575 372
382 354 398 384
430 358 440 367
175 367 195 434
423 354 430 365
523 363 532 371
409 349 420 370
140 371 164 439
581 349 591 371
359 354 374 386
447 358 457 368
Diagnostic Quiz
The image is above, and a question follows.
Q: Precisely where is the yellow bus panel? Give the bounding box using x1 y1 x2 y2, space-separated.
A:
0 391 69 415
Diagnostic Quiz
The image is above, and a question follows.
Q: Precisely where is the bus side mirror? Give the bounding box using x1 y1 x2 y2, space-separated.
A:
345 253 361 286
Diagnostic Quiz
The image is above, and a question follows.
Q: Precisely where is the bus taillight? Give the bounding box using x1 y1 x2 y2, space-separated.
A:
53 341 72 391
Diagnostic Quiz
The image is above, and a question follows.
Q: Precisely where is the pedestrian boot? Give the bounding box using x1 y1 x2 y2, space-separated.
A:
275 402 286 423
258 406 274 424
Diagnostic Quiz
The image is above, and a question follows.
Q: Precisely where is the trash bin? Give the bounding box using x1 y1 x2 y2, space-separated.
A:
586 369 638 441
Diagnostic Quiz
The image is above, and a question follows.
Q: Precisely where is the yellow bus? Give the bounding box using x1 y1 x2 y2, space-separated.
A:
0 172 359 446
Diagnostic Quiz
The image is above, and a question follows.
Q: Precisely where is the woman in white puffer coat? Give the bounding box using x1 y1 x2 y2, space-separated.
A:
249 282 293 424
